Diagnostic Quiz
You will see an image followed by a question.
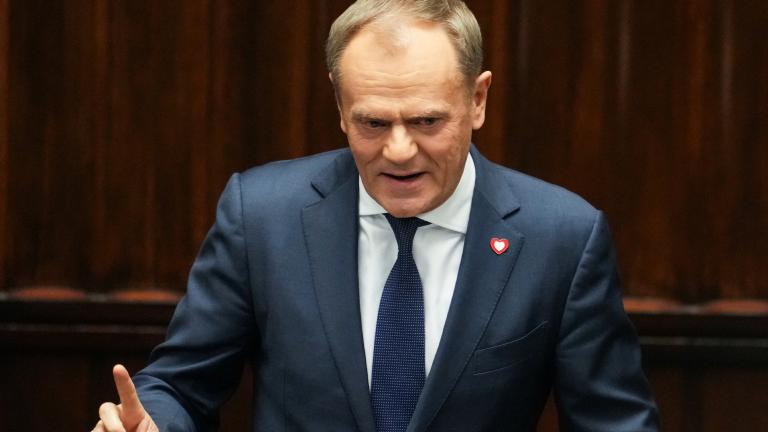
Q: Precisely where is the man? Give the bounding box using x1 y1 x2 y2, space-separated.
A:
93 1 659 431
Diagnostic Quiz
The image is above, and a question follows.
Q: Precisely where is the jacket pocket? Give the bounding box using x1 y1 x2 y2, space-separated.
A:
473 321 549 375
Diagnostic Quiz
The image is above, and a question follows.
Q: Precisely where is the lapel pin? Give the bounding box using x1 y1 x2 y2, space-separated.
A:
490 237 509 255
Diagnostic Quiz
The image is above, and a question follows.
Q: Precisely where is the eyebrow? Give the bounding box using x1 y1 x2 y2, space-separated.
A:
350 109 449 122
351 112 384 122
408 110 449 120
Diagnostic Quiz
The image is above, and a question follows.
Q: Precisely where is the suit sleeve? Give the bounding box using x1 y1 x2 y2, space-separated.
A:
554 211 659 431
133 173 258 431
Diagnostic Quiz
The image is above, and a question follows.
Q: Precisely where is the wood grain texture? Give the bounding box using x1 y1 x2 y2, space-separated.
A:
3 0 763 301
106 0 213 291
0 0 8 290
470 0 768 302
615 0 767 300
6 0 106 289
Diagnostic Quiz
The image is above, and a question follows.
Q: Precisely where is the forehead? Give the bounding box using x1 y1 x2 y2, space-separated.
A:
338 19 465 106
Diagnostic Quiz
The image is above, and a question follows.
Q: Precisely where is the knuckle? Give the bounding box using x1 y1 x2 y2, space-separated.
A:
98 402 114 414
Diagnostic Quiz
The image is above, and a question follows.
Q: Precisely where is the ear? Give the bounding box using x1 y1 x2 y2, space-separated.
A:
329 72 348 134
471 71 492 130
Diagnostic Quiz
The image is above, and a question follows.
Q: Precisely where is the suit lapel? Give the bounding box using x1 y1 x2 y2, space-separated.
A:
302 152 376 432
408 148 525 432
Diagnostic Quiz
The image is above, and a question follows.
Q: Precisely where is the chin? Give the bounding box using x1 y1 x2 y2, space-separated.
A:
387 209 420 218
381 200 430 218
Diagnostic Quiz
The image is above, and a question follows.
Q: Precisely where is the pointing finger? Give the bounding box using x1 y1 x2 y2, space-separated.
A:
112 364 145 419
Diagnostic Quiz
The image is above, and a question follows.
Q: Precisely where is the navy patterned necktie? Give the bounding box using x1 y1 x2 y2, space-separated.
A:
371 215 430 432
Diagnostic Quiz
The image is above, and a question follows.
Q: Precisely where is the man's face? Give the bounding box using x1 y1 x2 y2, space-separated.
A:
335 20 492 217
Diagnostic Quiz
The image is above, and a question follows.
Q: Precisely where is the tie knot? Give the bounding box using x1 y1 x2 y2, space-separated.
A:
385 214 429 249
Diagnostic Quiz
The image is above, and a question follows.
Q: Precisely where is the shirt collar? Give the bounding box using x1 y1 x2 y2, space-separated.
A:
358 152 476 234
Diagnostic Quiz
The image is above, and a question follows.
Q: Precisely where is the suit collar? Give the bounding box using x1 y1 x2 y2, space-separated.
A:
467 145 521 219
310 149 358 198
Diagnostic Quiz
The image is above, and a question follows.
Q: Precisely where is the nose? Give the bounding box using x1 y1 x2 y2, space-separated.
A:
382 124 418 164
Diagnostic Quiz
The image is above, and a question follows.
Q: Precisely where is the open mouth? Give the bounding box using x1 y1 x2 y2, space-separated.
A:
383 172 423 181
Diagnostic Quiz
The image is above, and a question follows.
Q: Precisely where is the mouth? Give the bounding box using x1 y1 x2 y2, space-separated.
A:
385 172 422 179
382 172 425 183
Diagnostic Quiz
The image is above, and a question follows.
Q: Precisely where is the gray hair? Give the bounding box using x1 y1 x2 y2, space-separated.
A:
326 0 483 88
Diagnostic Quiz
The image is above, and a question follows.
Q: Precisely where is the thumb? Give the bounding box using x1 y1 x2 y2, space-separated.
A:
112 364 147 424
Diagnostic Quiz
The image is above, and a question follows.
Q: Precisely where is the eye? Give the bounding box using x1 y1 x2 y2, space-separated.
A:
366 119 387 129
356 117 388 130
413 117 440 128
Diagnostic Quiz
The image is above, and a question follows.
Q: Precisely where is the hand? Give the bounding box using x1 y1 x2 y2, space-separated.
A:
91 364 158 432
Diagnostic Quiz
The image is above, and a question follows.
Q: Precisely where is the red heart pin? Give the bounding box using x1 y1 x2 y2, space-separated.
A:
490 237 509 255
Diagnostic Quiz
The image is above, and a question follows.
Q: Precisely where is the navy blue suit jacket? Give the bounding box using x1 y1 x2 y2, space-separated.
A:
134 146 659 431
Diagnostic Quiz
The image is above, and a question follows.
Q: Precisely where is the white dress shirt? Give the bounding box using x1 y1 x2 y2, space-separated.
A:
358 153 476 386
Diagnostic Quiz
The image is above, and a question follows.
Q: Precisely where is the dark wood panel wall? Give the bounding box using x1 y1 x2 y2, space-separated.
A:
1 1 767 431
0 0 8 290
474 0 768 302
1 0 766 302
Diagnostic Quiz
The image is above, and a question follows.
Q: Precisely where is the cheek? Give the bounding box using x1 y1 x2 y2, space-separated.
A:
421 127 468 168
348 136 383 174
348 131 376 155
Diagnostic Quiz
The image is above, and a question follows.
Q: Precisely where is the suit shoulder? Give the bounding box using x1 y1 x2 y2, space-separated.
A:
487 163 607 264
498 164 596 215
231 147 352 216
238 148 348 189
